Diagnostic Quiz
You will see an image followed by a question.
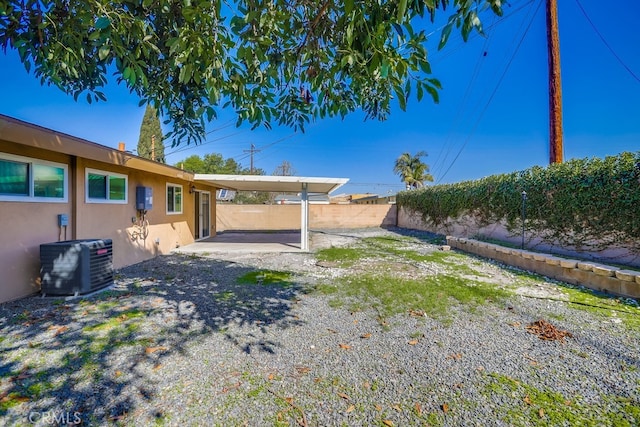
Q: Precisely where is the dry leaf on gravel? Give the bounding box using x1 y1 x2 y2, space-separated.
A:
346 405 355 413
409 309 426 317
337 392 350 400
361 333 372 339
145 346 168 354
414 402 422 416
526 320 573 343
339 343 351 350
382 420 394 427
442 403 449 413
408 340 418 345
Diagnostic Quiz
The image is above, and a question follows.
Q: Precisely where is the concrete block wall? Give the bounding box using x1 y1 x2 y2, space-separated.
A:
447 236 640 299
216 204 397 231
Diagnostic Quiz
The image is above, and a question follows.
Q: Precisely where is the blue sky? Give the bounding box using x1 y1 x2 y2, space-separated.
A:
1 0 638 195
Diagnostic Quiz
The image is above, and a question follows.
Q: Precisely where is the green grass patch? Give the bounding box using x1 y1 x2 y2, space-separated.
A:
96 301 119 311
485 373 640 426
316 246 372 266
559 286 640 331
214 290 235 302
0 392 29 413
319 273 510 322
82 309 146 332
236 270 294 287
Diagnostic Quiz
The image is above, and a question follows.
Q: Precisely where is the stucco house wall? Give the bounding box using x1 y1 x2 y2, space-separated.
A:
0 115 217 303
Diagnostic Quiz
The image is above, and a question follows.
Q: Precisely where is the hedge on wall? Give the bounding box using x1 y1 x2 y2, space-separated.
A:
397 151 640 253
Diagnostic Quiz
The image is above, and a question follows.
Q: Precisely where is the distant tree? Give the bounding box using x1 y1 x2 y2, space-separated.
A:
394 151 434 190
273 160 297 176
174 153 263 175
178 155 206 173
137 105 165 162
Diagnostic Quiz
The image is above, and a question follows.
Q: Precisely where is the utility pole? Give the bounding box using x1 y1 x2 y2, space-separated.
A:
243 144 261 174
547 0 563 164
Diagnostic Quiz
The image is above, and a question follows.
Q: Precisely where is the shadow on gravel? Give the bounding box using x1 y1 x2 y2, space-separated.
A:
0 253 304 424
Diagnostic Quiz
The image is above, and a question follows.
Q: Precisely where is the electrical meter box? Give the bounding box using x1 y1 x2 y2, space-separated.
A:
136 186 153 211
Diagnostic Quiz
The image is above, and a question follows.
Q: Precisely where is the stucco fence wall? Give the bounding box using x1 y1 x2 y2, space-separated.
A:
216 204 397 231
397 206 639 267
398 206 640 298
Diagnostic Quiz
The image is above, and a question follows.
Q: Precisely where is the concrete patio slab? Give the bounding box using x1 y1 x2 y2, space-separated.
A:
173 231 303 254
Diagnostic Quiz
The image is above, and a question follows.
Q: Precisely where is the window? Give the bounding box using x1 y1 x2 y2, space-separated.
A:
0 153 67 202
86 169 128 203
167 184 183 214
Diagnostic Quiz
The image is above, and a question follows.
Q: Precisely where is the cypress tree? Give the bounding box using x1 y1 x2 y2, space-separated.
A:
137 105 165 162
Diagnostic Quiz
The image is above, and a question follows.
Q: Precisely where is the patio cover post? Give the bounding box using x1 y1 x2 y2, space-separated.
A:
301 182 309 251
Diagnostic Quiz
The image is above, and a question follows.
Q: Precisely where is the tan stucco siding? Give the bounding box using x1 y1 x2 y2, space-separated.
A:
0 141 74 302
0 138 217 302
74 158 203 268
0 199 74 302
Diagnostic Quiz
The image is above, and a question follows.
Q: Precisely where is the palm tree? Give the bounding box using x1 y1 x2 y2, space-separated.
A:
394 151 434 190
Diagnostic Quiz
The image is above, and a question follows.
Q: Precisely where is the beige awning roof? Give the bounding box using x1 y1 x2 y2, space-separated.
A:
194 174 349 194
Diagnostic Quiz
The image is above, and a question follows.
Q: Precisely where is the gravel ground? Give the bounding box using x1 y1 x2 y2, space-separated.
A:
1 228 639 426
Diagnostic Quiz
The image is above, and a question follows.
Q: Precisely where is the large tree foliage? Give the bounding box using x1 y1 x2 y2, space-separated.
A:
394 151 434 189
0 0 503 145
137 104 165 162
177 153 263 175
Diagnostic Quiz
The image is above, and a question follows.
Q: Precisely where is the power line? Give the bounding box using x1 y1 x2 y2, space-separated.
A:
430 0 537 178
163 130 246 157
574 0 640 84
436 0 544 183
430 11 497 178
428 0 537 66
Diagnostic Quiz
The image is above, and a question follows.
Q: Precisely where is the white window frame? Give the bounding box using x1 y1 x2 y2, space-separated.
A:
85 168 128 204
166 183 183 215
0 153 68 203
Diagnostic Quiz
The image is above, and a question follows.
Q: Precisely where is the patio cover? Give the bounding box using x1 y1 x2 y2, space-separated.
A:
194 174 349 251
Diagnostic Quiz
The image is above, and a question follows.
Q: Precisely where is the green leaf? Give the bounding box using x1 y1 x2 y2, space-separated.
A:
95 17 110 30
380 61 390 79
419 59 432 74
345 0 354 15
394 85 407 111
98 45 110 61
438 22 453 50
425 84 439 103
392 23 404 38
123 67 136 85
397 0 408 23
